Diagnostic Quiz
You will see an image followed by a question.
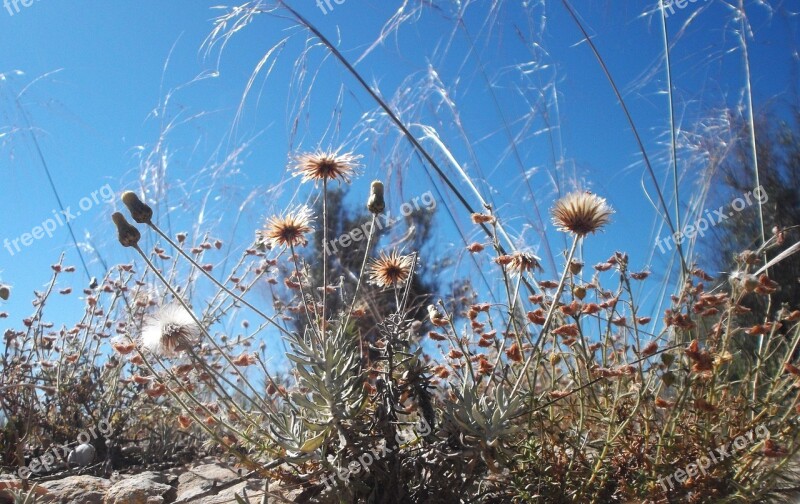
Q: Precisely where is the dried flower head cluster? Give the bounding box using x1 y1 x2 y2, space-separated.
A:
506 251 541 274
259 206 314 249
142 304 200 357
368 251 414 288
293 150 361 184
551 191 613 236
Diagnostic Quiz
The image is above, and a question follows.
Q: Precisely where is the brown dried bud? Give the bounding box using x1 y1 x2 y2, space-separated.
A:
0 285 9 301
572 285 587 300
743 274 759 293
121 191 153 224
367 180 385 215
569 260 584 275
428 304 449 327
112 212 141 248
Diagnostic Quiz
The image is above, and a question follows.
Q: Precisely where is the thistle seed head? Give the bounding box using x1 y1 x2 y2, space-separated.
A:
368 251 414 288
551 191 613 237
141 304 200 357
293 150 361 184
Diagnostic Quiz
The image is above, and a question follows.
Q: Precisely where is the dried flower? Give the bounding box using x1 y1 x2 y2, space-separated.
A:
428 304 449 327
232 353 256 367
527 309 546 325
569 260 584 275
112 341 136 355
549 390 571 399
495 255 514 266
293 150 360 184
121 191 153 224
0 285 9 301
428 331 447 341
641 341 658 357
466 242 485 253
655 397 673 408
471 213 495 224
506 343 523 363
368 251 414 288
141 304 200 357
112 212 141 248
448 348 464 359
477 356 493 375
259 206 314 249
367 180 385 214
553 324 579 337
551 191 613 236
145 382 168 398
507 251 542 275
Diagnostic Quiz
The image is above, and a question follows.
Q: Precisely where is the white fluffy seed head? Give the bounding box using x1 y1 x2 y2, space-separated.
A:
141 304 200 357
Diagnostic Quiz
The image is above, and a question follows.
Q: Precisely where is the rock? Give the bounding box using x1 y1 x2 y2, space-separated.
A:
39 475 110 504
67 443 96 467
175 463 240 502
104 471 175 504
184 480 264 504
174 463 304 504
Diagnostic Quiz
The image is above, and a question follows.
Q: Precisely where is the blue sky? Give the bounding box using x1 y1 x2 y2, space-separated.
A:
0 1 797 345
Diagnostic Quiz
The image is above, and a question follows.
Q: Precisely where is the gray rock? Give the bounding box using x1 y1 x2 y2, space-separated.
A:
174 463 303 504
104 471 175 504
67 443 96 467
175 463 240 502
39 475 109 504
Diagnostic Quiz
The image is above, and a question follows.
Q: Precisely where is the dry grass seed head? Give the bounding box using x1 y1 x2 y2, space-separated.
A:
551 191 613 236
293 150 361 184
368 251 414 288
260 206 314 249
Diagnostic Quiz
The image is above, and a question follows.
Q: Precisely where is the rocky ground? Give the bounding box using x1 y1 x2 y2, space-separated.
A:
1 460 303 503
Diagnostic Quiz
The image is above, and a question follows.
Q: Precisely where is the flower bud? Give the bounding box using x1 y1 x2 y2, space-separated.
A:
569 260 583 275
367 180 385 215
112 212 141 248
572 285 586 300
0 285 9 301
121 191 153 224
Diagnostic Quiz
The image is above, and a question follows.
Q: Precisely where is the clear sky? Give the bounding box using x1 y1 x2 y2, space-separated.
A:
0 1 797 348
